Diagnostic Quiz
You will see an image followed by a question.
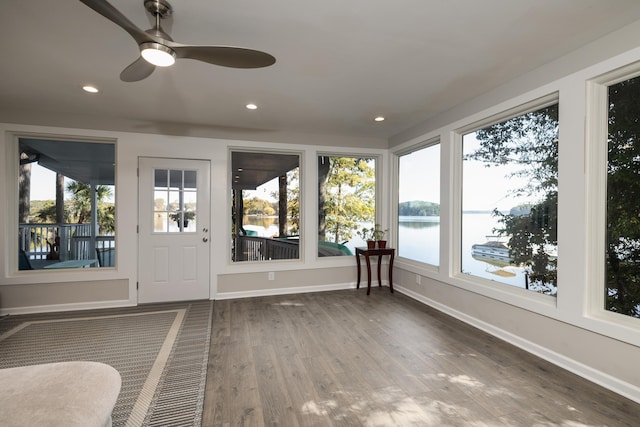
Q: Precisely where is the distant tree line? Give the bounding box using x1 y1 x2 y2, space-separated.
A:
398 200 440 216
243 197 277 216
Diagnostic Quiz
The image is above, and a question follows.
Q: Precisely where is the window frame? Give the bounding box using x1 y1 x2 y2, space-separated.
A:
152 168 199 234
7 131 117 276
315 152 381 260
228 148 303 264
586 62 640 326
452 93 560 299
394 137 441 268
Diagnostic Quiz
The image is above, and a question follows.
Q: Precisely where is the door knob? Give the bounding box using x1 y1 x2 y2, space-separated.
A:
202 237 208 242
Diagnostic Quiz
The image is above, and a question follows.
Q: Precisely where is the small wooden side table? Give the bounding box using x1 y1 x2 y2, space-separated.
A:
355 247 395 295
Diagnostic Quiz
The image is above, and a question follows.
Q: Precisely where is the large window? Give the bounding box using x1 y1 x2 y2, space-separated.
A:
231 151 300 262
605 76 640 318
17 138 116 270
461 102 558 295
397 142 440 265
317 155 376 257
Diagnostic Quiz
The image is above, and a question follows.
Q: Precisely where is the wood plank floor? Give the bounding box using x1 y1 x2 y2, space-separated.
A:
202 289 640 426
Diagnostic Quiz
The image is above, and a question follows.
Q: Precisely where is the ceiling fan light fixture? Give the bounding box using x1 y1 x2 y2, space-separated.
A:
140 42 176 67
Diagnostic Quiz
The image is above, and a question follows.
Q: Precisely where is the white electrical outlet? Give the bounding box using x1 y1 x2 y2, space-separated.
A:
416 274 421 285
268 272 275 280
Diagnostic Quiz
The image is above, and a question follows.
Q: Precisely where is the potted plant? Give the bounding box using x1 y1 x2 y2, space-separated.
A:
372 224 388 248
169 211 195 228
357 226 376 249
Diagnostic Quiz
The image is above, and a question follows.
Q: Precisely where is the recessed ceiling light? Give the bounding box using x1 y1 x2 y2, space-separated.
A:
374 116 385 122
246 103 258 110
82 85 99 93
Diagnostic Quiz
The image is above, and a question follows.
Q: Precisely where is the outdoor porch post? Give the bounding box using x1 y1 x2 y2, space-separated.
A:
56 173 66 260
89 183 97 260
233 189 245 261
278 174 287 237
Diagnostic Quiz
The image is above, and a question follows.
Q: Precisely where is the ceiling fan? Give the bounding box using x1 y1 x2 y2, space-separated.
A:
79 0 276 82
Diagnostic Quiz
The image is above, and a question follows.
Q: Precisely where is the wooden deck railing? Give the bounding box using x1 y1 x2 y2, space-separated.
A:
18 223 114 263
234 235 299 261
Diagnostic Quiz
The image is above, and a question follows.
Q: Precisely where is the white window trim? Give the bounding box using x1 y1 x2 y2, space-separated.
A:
393 137 441 271
315 152 381 261
455 93 560 135
4 130 118 281
227 147 305 267
585 62 640 332
450 93 560 302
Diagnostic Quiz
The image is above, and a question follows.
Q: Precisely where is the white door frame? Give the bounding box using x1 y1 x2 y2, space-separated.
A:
137 157 211 303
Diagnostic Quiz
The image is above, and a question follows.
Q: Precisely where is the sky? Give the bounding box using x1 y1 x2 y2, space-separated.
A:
29 145 531 211
398 144 440 205
398 135 535 212
29 163 115 203
29 163 59 200
462 134 533 212
243 146 532 213
463 158 531 211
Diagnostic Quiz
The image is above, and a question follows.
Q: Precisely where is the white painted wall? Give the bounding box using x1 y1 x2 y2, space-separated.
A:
389 19 640 403
0 125 388 312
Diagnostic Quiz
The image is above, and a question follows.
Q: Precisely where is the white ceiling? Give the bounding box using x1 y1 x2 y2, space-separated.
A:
3 0 640 144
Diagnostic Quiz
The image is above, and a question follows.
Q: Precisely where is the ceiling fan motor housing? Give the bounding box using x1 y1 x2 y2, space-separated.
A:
144 0 172 19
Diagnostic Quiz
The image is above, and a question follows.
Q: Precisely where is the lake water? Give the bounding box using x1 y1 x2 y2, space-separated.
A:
242 216 279 237
401 213 531 288
244 213 532 289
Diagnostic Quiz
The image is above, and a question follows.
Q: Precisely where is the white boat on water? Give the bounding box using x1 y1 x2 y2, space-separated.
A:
471 237 512 264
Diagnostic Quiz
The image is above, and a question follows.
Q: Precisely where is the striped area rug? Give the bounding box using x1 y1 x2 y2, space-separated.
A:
0 300 212 427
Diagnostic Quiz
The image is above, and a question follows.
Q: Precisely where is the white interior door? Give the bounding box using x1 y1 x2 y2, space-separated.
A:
138 157 210 303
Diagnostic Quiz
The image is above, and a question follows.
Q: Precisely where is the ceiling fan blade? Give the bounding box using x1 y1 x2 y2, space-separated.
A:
172 45 276 69
120 57 156 82
79 0 152 45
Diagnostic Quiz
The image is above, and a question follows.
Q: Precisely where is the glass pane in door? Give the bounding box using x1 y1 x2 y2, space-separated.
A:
153 169 198 233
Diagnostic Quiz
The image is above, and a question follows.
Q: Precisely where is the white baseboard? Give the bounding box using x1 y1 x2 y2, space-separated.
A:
395 284 640 405
215 282 357 300
0 299 135 316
